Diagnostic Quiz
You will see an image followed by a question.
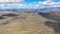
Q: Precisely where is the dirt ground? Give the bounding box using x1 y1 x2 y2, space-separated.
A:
0 11 55 34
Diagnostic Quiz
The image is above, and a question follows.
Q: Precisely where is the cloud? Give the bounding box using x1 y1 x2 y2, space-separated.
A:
0 0 60 9
30 0 60 9
0 3 27 9
0 0 24 2
35 1 60 7
46 0 52 1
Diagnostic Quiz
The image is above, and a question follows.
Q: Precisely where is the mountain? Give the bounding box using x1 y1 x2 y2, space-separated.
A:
0 11 59 34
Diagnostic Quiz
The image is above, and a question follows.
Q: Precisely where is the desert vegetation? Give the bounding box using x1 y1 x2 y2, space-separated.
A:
0 11 59 34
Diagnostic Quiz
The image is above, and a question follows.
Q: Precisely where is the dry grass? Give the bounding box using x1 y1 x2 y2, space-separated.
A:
0 11 55 34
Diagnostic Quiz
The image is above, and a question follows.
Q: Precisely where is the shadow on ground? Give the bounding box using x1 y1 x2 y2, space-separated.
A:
0 14 19 19
0 16 4 19
38 12 60 21
2 14 18 17
45 21 60 34
38 12 60 34
0 14 19 25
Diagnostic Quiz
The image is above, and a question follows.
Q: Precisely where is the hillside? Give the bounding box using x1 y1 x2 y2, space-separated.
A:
38 11 60 34
0 11 58 34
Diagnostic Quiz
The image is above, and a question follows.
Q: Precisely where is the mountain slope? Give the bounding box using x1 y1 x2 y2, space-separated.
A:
0 11 55 34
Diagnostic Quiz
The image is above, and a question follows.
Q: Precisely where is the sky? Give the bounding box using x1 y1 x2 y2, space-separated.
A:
0 0 60 9
24 0 60 4
25 0 45 4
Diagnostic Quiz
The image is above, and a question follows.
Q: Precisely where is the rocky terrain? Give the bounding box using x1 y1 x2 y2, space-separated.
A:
0 11 59 34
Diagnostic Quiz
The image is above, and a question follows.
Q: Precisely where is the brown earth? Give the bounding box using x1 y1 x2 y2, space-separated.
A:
0 11 57 34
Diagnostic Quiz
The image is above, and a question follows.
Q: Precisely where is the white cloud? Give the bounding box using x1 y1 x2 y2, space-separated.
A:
31 0 60 9
46 0 52 1
35 1 60 7
35 4 40 7
0 0 24 2
0 3 26 9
